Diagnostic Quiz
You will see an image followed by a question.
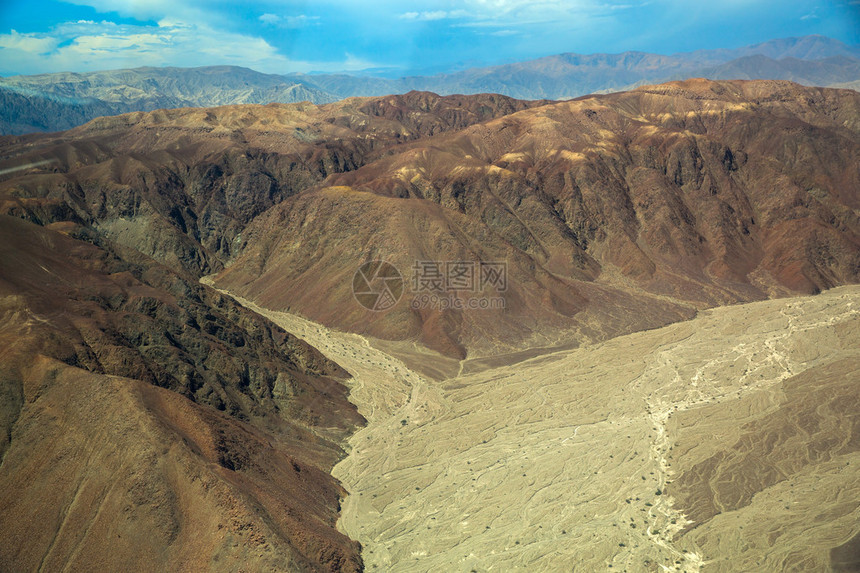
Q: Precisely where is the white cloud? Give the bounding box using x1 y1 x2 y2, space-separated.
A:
348 52 390 69
0 19 348 75
447 0 646 28
62 0 208 24
0 30 58 54
258 13 321 28
259 13 281 25
399 9 470 21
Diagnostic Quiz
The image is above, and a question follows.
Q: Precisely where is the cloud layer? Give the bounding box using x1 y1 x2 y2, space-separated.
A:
0 0 857 76
0 20 299 74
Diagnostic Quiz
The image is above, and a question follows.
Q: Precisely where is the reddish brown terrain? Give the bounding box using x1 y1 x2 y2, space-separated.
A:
0 91 546 571
0 80 858 570
0 215 366 571
218 79 860 357
3 81 857 358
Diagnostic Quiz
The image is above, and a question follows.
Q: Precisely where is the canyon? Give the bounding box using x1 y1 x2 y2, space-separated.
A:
0 78 858 570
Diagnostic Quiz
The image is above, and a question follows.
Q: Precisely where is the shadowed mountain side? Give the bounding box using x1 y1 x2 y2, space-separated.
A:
0 86 117 135
214 79 860 357
0 215 364 571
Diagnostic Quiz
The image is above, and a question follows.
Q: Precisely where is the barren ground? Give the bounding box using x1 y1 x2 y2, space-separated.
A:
215 285 860 572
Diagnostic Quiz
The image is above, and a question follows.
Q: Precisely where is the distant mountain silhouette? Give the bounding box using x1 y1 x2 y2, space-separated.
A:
0 65 335 134
2 35 859 135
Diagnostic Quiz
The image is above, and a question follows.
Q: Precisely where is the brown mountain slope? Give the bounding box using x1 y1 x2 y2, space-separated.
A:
0 215 364 571
2 80 855 359
0 91 545 277
215 79 860 357
0 91 550 570
0 78 857 569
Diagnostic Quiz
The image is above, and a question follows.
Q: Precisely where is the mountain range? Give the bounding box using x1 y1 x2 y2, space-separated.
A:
2 35 859 135
290 35 860 100
0 78 858 569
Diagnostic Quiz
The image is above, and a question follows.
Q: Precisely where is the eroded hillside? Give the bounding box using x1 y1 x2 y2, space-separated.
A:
0 215 365 571
1 80 858 571
217 80 860 357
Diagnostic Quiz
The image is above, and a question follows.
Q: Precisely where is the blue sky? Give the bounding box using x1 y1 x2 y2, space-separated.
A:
0 0 858 76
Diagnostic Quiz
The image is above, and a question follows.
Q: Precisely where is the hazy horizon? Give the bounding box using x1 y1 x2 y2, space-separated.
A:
1 0 858 77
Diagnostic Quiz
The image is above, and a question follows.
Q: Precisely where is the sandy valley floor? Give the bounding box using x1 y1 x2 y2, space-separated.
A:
213 284 860 572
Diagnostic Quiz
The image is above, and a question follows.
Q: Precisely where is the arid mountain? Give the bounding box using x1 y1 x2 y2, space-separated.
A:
679 34 860 63
291 52 705 100
3 81 858 360
284 36 860 99
216 79 860 357
0 66 336 135
0 213 365 571
292 36 860 98
4 36 859 135
691 54 860 87
2 80 857 359
0 91 544 279
0 92 548 568
0 85 119 135
0 80 858 570
297 39 860 101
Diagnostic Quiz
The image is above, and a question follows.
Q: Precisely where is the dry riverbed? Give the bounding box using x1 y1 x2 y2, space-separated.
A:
203 278 860 572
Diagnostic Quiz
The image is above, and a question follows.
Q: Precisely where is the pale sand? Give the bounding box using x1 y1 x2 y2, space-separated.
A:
204 278 860 572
